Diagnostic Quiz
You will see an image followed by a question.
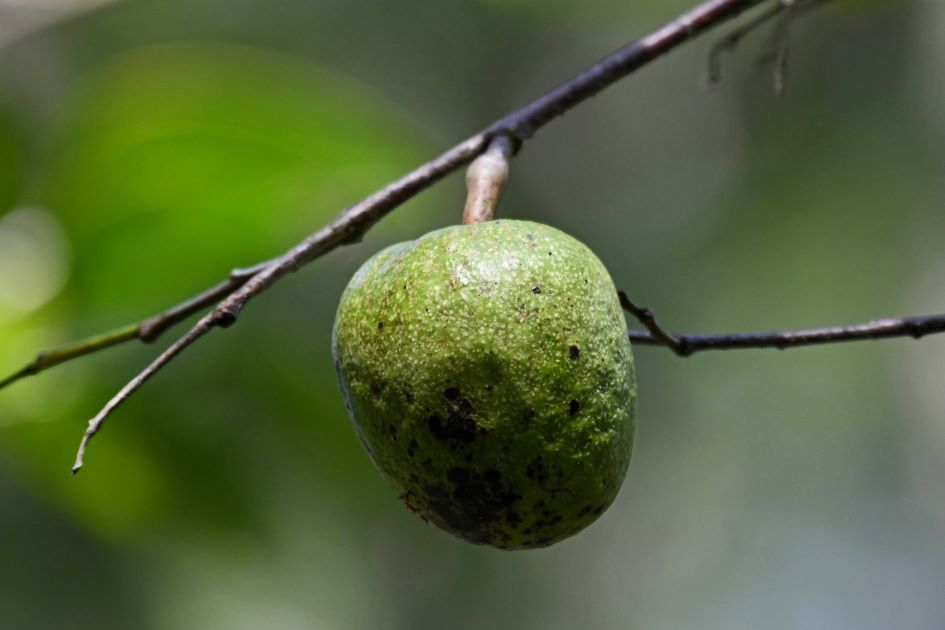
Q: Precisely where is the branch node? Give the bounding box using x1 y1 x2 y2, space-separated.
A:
618 290 687 356
214 309 239 328
341 227 366 245
496 121 534 146
230 261 268 280
138 318 162 343
487 129 524 156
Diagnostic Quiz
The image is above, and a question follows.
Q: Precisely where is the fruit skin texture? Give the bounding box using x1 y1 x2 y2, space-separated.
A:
332 219 635 549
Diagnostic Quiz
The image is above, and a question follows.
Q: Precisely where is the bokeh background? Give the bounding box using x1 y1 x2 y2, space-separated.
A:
1 0 943 628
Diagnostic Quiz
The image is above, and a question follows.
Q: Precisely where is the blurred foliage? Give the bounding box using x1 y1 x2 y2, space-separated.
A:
1 0 944 629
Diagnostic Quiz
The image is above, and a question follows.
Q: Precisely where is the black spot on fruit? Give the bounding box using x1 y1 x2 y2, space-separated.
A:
444 387 460 400
532 286 541 294
569 345 580 359
522 409 535 427
428 411 477 443
525 456 549 483
418 466 523 545
569 399 581 416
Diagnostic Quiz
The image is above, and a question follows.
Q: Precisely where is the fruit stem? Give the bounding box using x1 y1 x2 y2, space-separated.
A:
463 136 513 224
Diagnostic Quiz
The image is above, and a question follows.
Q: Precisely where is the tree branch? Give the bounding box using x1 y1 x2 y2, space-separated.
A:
0 262 269 390
5 0 775 399
4 0 909 473
623 292 945 355
59 0 786 473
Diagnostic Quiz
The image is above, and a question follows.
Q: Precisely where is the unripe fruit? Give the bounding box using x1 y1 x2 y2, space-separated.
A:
332 219 635 549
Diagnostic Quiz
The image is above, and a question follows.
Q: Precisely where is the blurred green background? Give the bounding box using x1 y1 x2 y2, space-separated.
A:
1 0 943 628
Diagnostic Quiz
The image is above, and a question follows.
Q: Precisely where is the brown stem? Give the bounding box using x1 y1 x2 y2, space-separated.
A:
463 136 513 224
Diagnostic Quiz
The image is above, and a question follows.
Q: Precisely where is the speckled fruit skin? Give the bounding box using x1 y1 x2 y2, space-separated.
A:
332 219 636 549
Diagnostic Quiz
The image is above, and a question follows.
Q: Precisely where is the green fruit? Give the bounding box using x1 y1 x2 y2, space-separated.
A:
332 219 635 549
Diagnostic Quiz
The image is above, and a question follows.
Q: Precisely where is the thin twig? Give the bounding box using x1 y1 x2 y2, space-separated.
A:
65 0 781 472
72 316 215 474
623 297 945 356
708 0 833 89
708 1 786 83
0 262 269 391
618 291 687 356
770 1 794 94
